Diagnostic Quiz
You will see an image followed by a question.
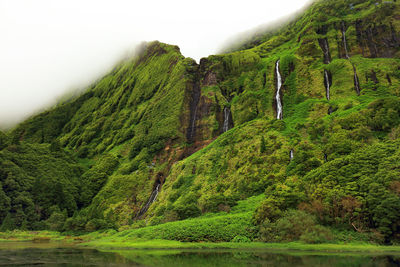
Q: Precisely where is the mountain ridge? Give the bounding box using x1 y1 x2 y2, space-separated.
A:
2 0 400 243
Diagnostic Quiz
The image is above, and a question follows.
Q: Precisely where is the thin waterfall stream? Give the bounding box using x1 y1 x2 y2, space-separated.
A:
324 70 331 101
323 40 331 64
137 183 160 217
190 107 198 139
187 79 201 143
223 107 231 132
340 22 361 96
275 60 283 120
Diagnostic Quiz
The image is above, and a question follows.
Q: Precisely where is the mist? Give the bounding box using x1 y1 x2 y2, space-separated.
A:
0 0 311 129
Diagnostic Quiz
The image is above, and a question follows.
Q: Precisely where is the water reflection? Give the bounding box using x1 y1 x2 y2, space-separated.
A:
114 249 400 267
0 242 400 267
0 243 140 266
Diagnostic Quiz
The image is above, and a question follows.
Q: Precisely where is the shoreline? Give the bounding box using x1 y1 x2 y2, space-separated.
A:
1 231 400 254
82 239 400 253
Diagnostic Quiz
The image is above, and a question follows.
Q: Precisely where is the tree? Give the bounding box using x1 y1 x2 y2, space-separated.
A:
0 213 15 231
0 183 10 220
46 207 67 231
0 131 9 150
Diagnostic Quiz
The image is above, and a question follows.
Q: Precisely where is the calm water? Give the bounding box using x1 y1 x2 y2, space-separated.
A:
0 242 399 266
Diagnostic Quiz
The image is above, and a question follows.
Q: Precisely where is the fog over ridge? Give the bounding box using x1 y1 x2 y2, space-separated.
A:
0 0 311 129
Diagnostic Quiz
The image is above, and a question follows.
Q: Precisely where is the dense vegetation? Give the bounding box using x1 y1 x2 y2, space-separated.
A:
1 0 400 245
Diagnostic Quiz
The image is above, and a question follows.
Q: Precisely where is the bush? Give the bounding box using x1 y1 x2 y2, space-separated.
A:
0 213 15 231
173 203 201 220
0 131 9 150
46 208 67 231
231 235 251 243
259 210 323 242
300 225 333 244
119 212 256 242
85 218 111 231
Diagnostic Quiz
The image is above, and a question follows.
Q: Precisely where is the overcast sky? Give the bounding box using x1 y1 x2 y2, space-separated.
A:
0 0 311 128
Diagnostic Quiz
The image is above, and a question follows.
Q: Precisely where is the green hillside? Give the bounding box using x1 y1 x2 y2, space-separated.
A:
2 0 400 244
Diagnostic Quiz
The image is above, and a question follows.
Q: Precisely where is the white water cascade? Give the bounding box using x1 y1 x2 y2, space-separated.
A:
223 107 230 132
138 183 160 217
151 184 160 204
322 39 331 64
290 150 294 161
275 60 283 120
324 70 331 101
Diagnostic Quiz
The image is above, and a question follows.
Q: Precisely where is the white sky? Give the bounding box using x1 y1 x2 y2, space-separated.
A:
0 0 310 128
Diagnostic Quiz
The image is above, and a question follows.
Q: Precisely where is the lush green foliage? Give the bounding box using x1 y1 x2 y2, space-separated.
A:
2 0 400 246
0 141 84 230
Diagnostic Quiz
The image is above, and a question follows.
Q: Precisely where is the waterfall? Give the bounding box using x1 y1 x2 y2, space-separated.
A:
151 184 160 204
187 82 201 143
318 38 331 64
353 66 361 96
290 150 294 161
342 22 350 59
223 107 231 132
137 183 160 217
323 40 331 64
275 60 283 120
190 106 198 139
324 70 331 101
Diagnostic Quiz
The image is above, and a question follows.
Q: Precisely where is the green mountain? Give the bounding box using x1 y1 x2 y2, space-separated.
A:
2 0 400 243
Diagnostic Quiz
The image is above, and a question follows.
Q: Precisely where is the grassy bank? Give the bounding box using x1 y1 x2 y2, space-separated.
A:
2 230 400 254
82 239 400 253
0 230 76 242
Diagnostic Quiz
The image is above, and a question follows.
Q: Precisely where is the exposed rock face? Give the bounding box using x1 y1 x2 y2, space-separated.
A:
318 38 332 64
186 72 201 144
203 72 218 86
366 69 379 89
356 20 400 58
183 58 236 155
317 25 332 64
387 74 392 85
353 66 361 96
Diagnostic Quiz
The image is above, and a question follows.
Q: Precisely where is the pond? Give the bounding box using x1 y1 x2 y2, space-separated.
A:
0 242 400 266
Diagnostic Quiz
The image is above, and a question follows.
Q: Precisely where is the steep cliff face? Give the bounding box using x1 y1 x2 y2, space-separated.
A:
355 19 400 58
3 0 400 241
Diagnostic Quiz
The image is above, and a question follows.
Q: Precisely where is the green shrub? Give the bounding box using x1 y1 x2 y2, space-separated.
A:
46 208 67 231
0 131 9 150
120 212 256 242
0 213 16 231
300 225 333 244
259 210 322 242
231 235 251 243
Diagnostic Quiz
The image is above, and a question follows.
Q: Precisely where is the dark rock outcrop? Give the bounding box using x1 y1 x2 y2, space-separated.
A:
356 20 400 58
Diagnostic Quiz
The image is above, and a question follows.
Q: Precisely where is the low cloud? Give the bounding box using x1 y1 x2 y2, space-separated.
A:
0 0 311 129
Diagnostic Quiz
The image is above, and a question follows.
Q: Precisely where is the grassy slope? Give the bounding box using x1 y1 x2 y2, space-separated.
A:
2 0 400 244
142 0 400 242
